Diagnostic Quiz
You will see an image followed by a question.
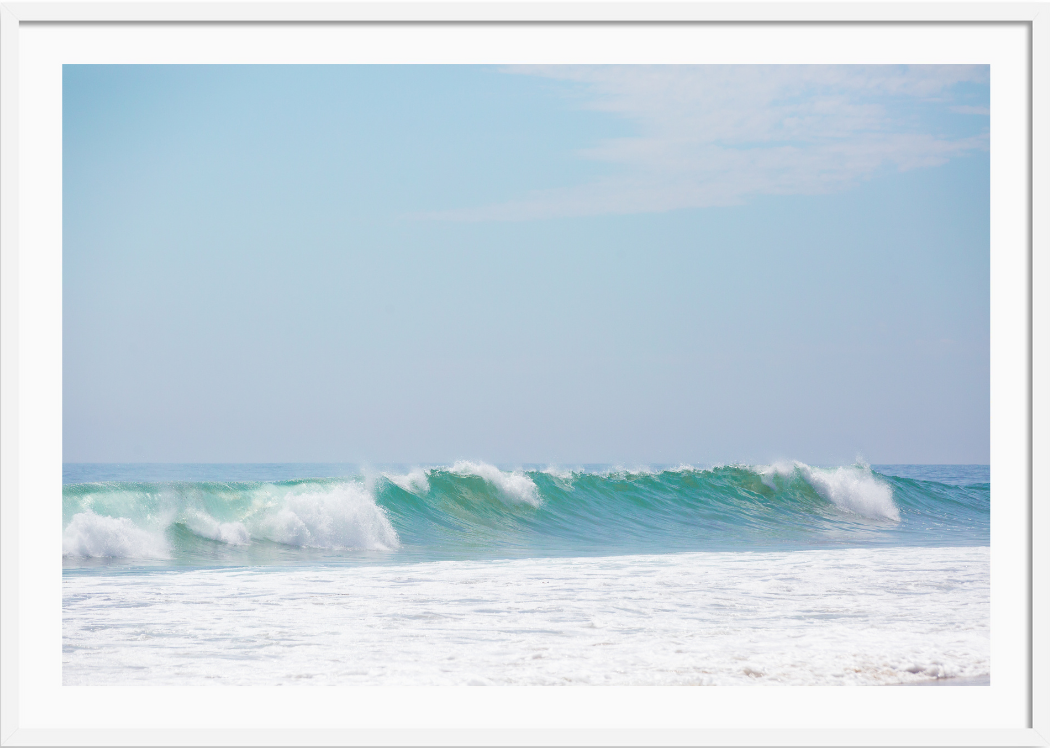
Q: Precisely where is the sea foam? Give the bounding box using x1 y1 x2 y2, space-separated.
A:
63 546 989 686
249 482 400 550
183 510 251 546
62 511 170 559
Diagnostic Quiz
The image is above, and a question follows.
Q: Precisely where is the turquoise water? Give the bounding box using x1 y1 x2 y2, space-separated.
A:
62 462 989 569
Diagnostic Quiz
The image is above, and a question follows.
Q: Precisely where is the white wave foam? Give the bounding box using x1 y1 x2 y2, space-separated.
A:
599 464 712 478
251 483 400 550
183 511 251 546
758 461 900 521
449 461 541 506
905 661 959 679
62 511 170 559
384 467 430 495
64 546 989 686
540 465 578 481
596 465 656 478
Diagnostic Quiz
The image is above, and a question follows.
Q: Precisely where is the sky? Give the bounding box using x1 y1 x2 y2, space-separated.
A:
63 64 990 465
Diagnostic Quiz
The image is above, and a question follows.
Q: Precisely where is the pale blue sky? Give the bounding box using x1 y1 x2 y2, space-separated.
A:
63 65 990 464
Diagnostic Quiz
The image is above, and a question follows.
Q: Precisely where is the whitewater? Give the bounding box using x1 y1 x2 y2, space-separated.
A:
62 461 990 686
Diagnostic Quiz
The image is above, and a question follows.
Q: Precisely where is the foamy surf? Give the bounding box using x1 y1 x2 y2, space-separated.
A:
62 511 170 559
63 545 989 686
246 482 400 551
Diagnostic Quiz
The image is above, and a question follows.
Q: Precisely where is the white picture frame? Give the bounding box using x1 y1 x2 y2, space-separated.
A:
0 3 1046 746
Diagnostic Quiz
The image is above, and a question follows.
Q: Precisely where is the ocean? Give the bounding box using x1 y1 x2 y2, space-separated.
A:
62 461 990 686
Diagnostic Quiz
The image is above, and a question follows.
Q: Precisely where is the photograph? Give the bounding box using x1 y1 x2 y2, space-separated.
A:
60 63 992 687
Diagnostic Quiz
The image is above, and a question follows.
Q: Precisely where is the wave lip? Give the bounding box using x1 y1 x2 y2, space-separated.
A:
758 461 900 522
383 467 430 495
448 461 541 506
183 511 251 546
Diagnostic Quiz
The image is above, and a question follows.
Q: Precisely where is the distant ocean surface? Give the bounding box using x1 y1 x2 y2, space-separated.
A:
62 462 990 686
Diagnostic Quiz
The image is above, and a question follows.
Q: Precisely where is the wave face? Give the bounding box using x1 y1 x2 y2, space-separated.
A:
62 462 989 566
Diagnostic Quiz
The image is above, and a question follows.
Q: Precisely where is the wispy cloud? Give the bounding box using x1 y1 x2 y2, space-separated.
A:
427 65 988 221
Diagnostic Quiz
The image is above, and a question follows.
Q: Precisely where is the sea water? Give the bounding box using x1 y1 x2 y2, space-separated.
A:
62 462 990 685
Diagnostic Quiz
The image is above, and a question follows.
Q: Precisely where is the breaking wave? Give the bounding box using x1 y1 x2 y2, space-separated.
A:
63 461 988 563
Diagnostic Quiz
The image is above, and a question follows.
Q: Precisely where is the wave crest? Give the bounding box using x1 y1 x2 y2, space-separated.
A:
249 483 400 550
183 511 251 546
449 461 541 506
383 467 430 495
758 461 900 521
